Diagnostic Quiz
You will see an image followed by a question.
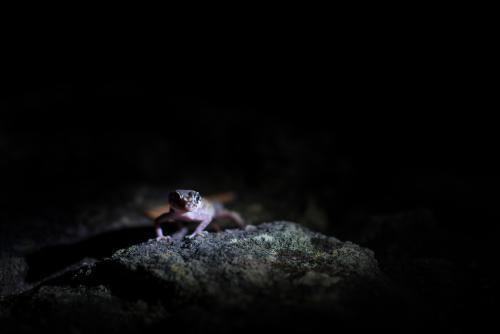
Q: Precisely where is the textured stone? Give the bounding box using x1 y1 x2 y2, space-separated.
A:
1 222 397 333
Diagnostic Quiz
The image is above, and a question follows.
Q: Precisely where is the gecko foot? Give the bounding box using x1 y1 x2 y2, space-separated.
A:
186 230 209 239
244 224 257 231
156 235 173 242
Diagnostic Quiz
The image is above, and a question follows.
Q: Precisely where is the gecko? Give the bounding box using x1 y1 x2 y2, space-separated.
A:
154 190 245 240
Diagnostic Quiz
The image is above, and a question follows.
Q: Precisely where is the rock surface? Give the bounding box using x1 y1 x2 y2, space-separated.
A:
0 186 281 297
0 222 401 333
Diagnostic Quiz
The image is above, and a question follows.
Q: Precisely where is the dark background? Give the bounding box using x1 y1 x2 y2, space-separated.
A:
1 70 497 222
0 52 498 332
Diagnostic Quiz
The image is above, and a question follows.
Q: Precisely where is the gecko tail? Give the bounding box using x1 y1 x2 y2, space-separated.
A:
145 204 171 219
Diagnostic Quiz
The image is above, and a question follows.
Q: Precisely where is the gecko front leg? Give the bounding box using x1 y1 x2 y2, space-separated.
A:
154 211 175 240
187 218 213 239
155 214 188 241
186 208 245 238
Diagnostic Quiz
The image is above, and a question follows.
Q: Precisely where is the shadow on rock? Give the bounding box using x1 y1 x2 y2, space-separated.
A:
25 226 156 282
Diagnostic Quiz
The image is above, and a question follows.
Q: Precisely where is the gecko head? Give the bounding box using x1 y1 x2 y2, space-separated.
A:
168 190 202 212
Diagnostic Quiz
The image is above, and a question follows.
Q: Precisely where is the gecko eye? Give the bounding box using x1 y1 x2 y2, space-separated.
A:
169 192 181 203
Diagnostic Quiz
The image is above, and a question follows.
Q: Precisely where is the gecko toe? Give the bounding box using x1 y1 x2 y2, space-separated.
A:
156 235 173 242
186 231 209 239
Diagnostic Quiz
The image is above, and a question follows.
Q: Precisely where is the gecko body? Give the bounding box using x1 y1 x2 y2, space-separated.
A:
154 190 244 240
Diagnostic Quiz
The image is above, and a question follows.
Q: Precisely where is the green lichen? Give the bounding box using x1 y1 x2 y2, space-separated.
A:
1 221 389 334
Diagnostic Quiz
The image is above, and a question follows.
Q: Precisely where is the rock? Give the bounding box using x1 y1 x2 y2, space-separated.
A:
339 209 440 266
0 253 29 295
1 285 168 333
0 186 162 296
0 185 283 297
1 222 403 333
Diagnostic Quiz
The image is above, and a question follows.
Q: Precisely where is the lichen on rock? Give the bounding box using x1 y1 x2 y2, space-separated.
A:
1 221 397 333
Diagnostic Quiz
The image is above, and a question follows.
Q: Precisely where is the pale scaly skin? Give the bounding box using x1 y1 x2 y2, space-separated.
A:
154 190 245 240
